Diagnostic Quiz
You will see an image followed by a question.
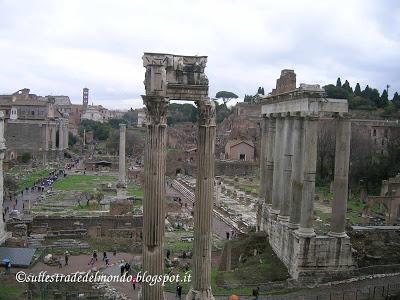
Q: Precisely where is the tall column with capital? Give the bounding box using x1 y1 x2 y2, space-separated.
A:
329 116 351 237
117 124 127 198
142 96 169 300
257 116 268 230
64 122 69 149
289 116 305 229
297 115 319 237
0 112 7 245
279 115 294 221
58 120 64 151
265 115 276 205
187 99 215 300
271 114 284 215
51 125 57 151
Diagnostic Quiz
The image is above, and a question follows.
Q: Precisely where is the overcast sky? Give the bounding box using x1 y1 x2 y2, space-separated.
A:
0 0 399 110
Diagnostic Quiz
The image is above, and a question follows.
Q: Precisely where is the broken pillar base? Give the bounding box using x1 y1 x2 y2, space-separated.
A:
328 231 348 238
186 288 215 300
116 187 127 199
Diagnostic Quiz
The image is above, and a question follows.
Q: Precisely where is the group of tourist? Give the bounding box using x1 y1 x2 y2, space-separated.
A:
228 287 259 300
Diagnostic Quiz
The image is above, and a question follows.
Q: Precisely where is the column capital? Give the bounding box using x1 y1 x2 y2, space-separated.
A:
196 98 216 126
142 95 170 125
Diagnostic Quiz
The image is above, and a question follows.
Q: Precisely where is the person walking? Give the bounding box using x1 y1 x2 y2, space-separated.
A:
252 287 260 300
65 251 69 266
103 251 107 261
176 282 182 299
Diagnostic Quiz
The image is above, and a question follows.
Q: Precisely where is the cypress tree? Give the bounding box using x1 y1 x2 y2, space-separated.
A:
336 77 342 87
354 83 362 96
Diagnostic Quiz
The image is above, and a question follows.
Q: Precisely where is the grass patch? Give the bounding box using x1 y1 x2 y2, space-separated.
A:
0 284 25 300
127 183 143 197
73 202 101 211
17 168 54 191
53 175 116 192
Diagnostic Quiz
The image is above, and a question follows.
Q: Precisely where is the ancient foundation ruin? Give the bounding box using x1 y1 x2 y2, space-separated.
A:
259 77 355 280
142 53 215 300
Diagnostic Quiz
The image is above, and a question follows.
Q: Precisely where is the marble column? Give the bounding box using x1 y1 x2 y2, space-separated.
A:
271 114 284 215
44 123 50 151
58 121 64 151
288 116 305 229
64 122 69 149
0 111 7 245
187 99 216 300
142 96 169 300
51 125 57 151
329 116 351 237
279 115 294 221
117 124 127 193
297 115 318 237
257 116 268 230
265 115 276 205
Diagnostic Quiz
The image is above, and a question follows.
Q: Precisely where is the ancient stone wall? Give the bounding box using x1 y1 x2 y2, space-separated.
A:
5 122 43 154
31 215 142 238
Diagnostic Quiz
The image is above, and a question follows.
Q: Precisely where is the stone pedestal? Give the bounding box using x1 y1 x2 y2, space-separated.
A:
186 99 215 300
142 96 169 300
329 116 351 238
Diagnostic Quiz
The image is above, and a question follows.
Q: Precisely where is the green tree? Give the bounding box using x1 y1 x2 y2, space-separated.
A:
324 84 348 99
392 92 400 108
362 85 371 99
336 77 342 87
354 83 362 96
213 101 232 123
342 80 353 94
215 91 238 104
379 89 389 108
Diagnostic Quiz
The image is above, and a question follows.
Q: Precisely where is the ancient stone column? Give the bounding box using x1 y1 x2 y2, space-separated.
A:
142 96 169 300
257 116 268 229
44 123 50 151
64 122 69 149
265 115 276 205
187 99 216 300
297 115 318 237
0 112 7 245
288 116 305 229
58 121 64 151
329 116 351 237
51 125 57 150
279 115 294 221
117 124 127 198
271 114 284 215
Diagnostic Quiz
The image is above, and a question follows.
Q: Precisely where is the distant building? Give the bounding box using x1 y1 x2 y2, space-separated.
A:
224 140 255 161
0 88 68 161
83 88 89 108
81 105 104 123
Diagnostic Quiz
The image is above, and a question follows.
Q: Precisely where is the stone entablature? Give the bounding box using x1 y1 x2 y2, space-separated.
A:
143 52 209 101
